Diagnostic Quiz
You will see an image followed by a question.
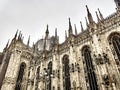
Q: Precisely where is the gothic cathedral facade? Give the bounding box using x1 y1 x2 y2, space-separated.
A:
0 1 120 90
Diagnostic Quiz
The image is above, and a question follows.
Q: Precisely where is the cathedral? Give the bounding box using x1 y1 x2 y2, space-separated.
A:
0 0 120 90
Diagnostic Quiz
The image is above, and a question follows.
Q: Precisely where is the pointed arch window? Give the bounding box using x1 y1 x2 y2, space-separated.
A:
15 62 26 90
109 34 120 61
47 61 52 90
82 46 98 90
35 66 40 90
62 55 71 90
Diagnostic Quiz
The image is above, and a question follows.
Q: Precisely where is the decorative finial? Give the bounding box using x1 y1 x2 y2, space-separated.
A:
27 35 30 46
45 24 49 39
55 28 57 37
18 31 21 40
96 11 100 22
74 24 77 35
98 8 104 20
69 18 71 26
55 28 59 45
80 21 84 32
85 17 89 27
65 30 67 39
86 5 90 14
46 24 49 34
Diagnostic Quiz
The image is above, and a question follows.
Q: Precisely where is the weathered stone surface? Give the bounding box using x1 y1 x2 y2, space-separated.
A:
0 1 120 90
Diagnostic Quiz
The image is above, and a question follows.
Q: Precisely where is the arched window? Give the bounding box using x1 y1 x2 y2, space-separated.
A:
109 33 120 61
62 55 71 90
35 66 40 90
15 62 26 90
82 46 98 90
47 61 52 90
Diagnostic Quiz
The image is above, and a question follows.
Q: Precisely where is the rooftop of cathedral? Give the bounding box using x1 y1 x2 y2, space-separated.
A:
2 1 120 52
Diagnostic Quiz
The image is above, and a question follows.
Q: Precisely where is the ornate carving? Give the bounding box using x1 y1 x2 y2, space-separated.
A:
21 51 33 60
70 63 80 73
2 3 120 90
102 74 110 86
71 64 74 72
103 53 110 64
94 53 110 65
102 74 116 87
3 77 16 84
16 49 22 54
97 54 104 64
76 63 80 73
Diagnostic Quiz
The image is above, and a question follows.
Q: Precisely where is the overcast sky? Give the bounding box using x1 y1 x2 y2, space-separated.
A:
0 0 116 52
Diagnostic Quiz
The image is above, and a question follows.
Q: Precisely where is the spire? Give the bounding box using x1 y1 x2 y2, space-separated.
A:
33 42 35 52
55 28 59 45
14 29 18 40
17 31 23 43
98 8 104 20
65 30 67 39
11 30 18 44
96 11 100 22
43 25 49 51
27 35 30 46
68 18 73 36
55 28 57 37
18 31 21 41
45 24 49 38
69 18 72 29
74 24 77 35
86 5 94 24
80 21 84 32
85 17 89 27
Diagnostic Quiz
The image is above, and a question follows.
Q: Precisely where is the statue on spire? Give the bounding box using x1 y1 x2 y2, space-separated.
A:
45 24 49 39
46 25 49 35
74 24 77 35
54 28 59 45
68 18 73 36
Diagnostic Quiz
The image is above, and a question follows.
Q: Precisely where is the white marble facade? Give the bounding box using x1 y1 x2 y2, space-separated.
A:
0 1 120 90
